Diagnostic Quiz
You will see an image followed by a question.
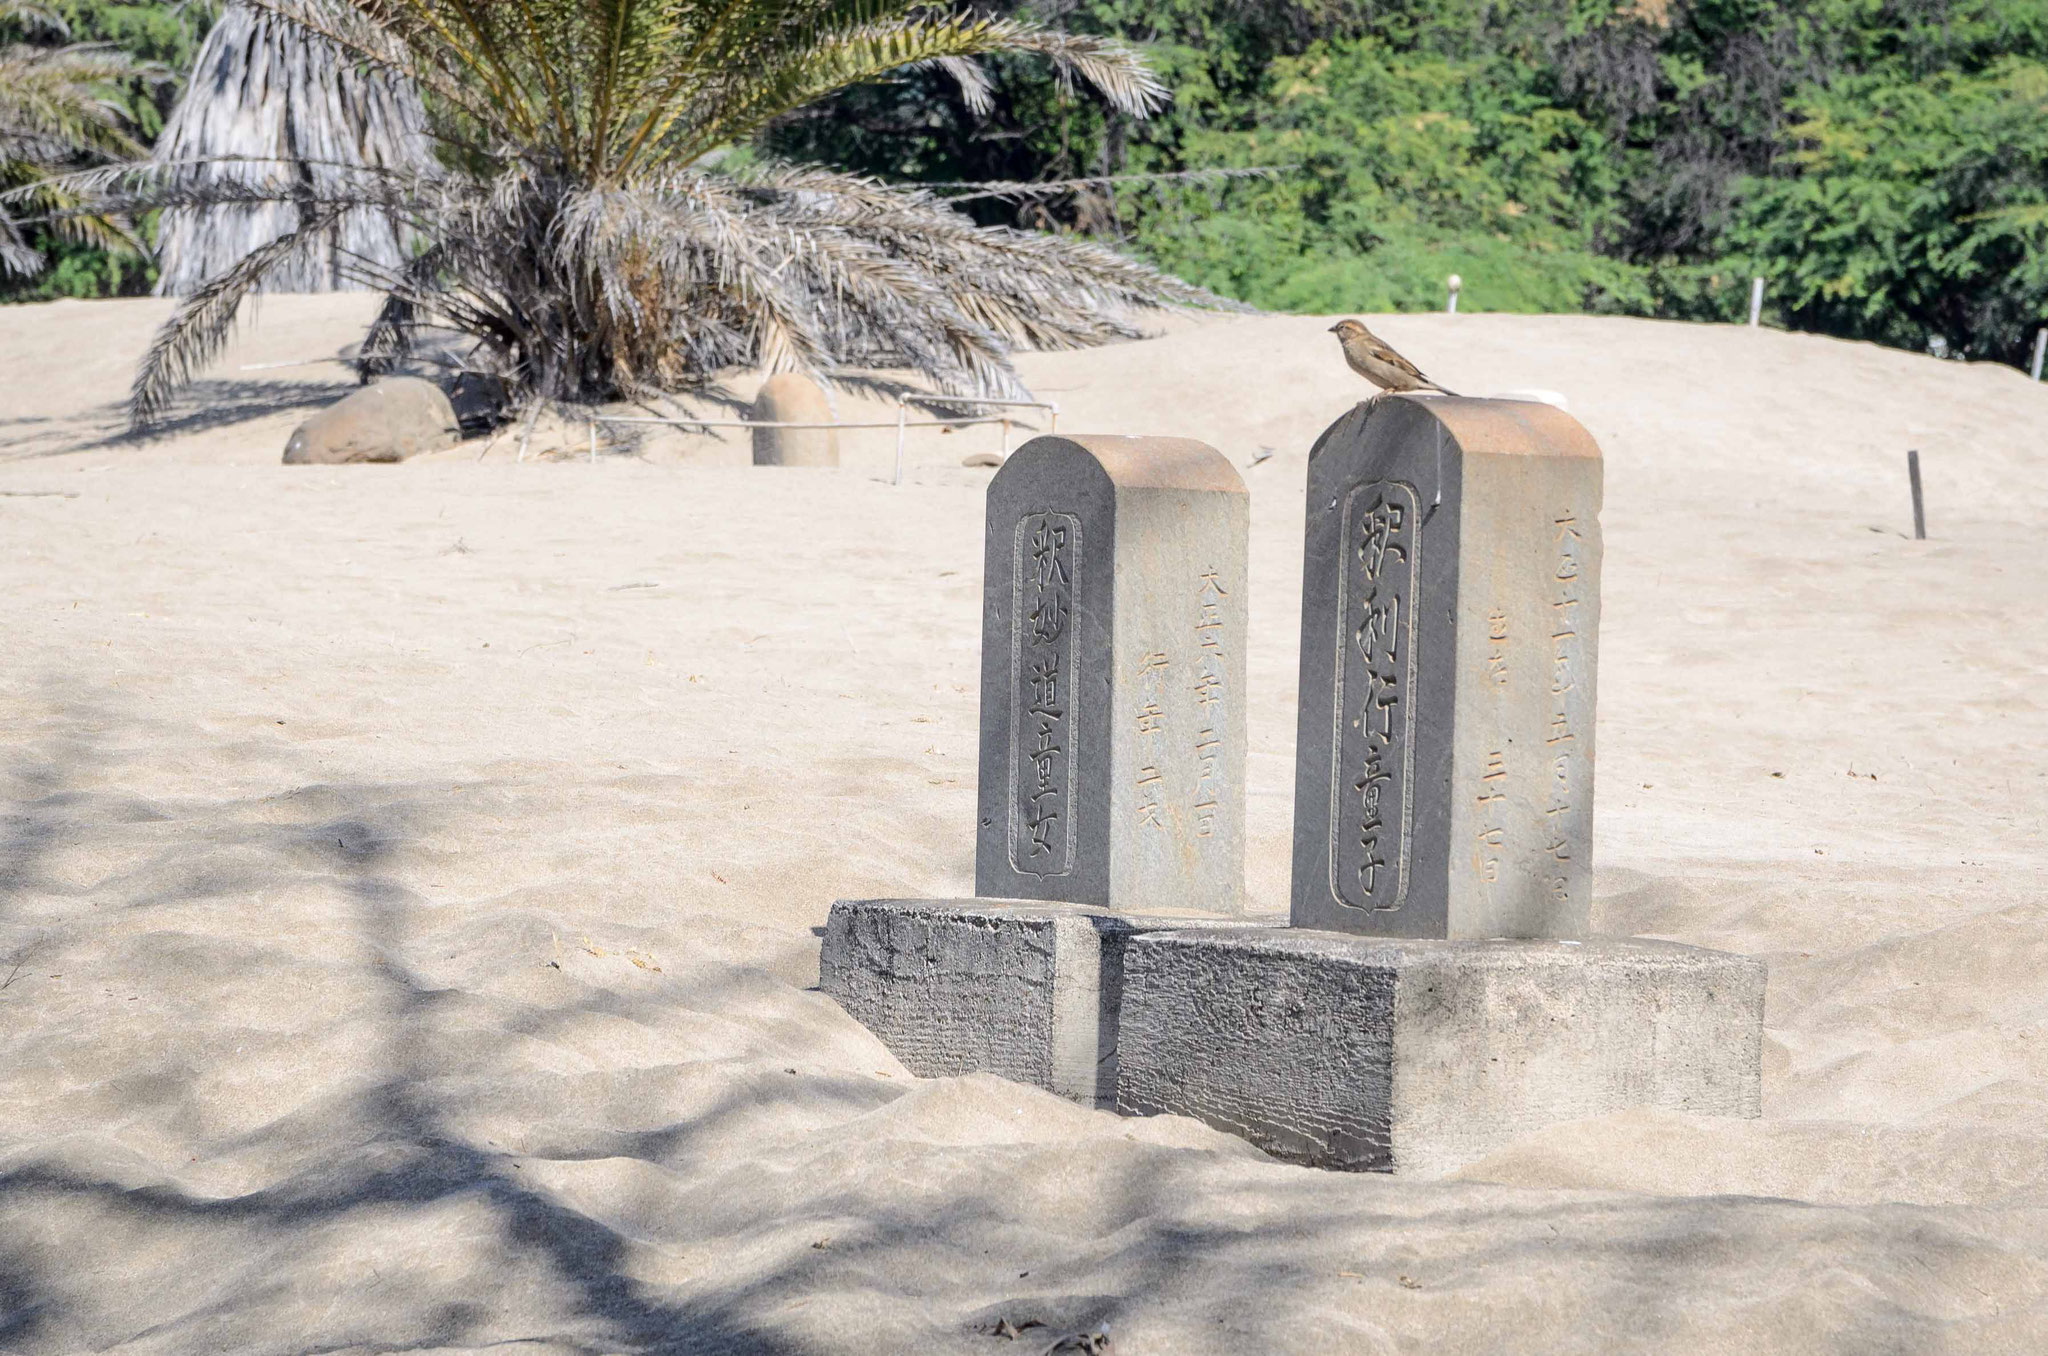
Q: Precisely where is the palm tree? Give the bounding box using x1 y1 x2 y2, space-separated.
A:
59 0 1232 427
0 0 149 278
150 1 432 294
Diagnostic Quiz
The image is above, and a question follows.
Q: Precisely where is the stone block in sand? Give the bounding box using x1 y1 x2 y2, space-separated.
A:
750 373 839 466
1114 927 1764 1174
819 897 1278 1108
283 377 461 464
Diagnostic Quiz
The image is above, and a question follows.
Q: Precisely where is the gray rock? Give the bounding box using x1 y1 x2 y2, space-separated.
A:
819 897 1280 1107
1291 396 1604 938
975 435 1249 914
1115 927 1764 1173
749 373 838 467
282 378 461 464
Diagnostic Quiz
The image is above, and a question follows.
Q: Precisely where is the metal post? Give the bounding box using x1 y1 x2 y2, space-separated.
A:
1908 450 1926 540
1748 277 1765 328
1446 273 1462 314
893 402 907 485
2032 327 2046 382
588 424 597 464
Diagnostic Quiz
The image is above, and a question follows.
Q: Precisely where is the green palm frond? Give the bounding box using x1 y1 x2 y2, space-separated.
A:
0 13 150 277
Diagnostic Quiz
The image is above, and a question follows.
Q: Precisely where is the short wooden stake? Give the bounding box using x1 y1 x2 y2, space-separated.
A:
1908 450 1927 540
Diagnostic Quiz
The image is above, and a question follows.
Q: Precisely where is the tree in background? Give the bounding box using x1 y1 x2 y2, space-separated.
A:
71 0 1230 426
1721 58 2048 360
149 1 430 294
778 0 2048 366
0 0 160 292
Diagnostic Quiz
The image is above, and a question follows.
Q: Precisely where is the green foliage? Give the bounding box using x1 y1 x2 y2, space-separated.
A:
1125 39 1642 313
20 0 2048 367
774 0 2048 367
0 0 165 292
1723 57 2048 362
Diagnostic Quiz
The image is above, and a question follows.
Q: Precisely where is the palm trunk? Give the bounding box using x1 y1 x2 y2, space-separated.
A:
152 2 432 295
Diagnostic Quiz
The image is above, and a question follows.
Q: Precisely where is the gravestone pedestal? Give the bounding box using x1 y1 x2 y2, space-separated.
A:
1114 928 1765 1173
819 898 1279 1107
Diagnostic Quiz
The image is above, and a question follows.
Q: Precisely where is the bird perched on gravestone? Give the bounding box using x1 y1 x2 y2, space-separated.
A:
1329 319 1456 397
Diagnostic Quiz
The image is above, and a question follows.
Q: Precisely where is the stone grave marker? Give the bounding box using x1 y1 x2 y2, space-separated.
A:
1291 396 1603 938
975 435 1248 914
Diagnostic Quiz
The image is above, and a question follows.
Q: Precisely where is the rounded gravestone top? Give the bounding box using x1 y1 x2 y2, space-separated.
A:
750 373 839 467
998 434 1246 495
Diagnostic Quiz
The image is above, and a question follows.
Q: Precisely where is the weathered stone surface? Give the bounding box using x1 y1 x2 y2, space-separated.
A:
819 898 1280 1106
1292 395 1604 938
749 373 839 467
282 377 460 464
975 435 1249 914
1116 927 1764 1174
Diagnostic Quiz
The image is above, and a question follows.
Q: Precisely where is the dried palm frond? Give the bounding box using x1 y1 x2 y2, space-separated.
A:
149 2 432 294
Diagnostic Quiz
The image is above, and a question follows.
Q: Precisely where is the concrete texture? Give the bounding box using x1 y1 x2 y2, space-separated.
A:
820 898 1279 1106
1292 395 1605 938
281 377 459 464
749 372 839 466
1116 927 1763 1174
975 435 1249 914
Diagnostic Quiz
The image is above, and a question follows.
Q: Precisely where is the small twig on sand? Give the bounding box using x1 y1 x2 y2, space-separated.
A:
0 959 25 992
0 490 80 498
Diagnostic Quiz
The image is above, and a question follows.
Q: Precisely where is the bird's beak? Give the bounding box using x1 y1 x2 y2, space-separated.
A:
1327 323 1341 333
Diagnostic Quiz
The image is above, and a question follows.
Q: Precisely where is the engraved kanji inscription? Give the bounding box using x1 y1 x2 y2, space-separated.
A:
1330 481 1421 911
1009 511 1082 875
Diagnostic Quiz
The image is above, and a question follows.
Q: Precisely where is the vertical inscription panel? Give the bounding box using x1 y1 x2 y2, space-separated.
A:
1330 481 1422 912
1009 512 1082 876
1292 398 1461 938
1109 481 1249 914
1448 445 1602 938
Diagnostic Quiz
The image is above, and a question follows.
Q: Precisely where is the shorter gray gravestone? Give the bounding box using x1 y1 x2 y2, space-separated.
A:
1115 928 1764 1173
750 373 839 466
283 377 460 464
976 435 1249 914
1293 395 1603 938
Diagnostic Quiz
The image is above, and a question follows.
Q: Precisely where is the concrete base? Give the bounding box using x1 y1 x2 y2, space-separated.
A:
1115 928 1765 1173
820 898 1272 1107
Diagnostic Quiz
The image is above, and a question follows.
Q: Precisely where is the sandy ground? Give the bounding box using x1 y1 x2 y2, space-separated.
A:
2 295 2046 1352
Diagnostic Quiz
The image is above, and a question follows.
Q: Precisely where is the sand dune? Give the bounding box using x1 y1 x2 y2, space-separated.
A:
2 296 2046 1352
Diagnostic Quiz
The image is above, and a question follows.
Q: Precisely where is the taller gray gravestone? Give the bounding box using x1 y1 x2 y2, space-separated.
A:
976 435 1248 914
1292 396 1603 939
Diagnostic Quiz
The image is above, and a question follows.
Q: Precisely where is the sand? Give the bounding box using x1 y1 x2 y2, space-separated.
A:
2 295 2045 1352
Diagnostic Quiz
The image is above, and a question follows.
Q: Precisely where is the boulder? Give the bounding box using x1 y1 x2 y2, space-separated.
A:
283 378 461 464
749 373 838 467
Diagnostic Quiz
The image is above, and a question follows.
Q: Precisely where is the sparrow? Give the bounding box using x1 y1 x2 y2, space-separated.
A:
1330 319 1456 396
